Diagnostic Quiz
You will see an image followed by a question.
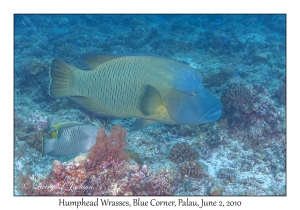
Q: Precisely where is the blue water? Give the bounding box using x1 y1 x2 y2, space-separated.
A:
14 14 286 196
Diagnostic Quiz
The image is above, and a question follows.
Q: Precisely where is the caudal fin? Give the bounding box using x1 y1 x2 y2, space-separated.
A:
41 137 54 157
49 59 76 98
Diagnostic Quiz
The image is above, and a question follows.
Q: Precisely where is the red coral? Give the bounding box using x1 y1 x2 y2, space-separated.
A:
31 160 88 196
87 161 173 196
116 164 173 196
20 160 173 196
19 125 173 196
86 125 129 171
52 160 66 181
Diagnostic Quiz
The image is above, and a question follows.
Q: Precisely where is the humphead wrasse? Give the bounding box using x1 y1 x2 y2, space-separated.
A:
49 54 222 131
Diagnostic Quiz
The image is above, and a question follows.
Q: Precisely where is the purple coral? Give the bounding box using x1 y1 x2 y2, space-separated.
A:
29 113 49 131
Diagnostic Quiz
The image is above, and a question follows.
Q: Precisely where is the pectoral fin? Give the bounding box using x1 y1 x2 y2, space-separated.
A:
130 119 155 132
140 85 167 116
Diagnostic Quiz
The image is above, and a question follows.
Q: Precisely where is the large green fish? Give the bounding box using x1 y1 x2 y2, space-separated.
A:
49 54 222 131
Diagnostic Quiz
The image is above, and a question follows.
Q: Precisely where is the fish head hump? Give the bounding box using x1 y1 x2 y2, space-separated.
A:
164 63 222 124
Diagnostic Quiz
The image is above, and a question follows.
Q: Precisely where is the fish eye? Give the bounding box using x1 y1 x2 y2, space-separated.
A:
193 90 198 95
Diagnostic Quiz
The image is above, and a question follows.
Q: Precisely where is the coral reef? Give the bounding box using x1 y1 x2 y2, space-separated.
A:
204 125 223 149
24 131 45 152
30 59 51 75
217 168 235 183
17 125 174 196
169 142 199 164
86 162 173 195
25 159 89 195
180 161 203 178
200 29 232 56
29 113 50 132
144 124 202 141
14 121 33 141
221 82 285 135
204 64 236 87
208 185 223 196
16 169 34 195
276 76 286 105
14 111 51 152
126 149 144 165
221 82 254 120
14 15 286 196
18 58 50 75
86 125 129 171
19 157 173 196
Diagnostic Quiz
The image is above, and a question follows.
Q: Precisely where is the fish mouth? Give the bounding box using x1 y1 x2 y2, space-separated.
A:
203 103 222 122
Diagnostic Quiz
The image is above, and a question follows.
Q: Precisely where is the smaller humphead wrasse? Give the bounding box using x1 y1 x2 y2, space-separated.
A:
49 54 222 131
42 122 98 157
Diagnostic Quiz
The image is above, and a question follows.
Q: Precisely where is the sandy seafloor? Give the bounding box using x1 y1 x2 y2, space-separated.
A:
14 14 286 196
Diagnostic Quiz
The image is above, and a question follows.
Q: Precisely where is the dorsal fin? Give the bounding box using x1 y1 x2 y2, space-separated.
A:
53 122 83 131
81 54 122 69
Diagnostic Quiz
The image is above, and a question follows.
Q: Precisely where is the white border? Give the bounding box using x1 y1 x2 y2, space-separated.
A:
3 1 297 209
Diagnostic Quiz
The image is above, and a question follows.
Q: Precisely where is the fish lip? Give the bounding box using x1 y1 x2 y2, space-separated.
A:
204 103 222 121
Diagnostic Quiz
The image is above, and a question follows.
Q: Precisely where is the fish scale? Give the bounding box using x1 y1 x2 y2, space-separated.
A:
77 57 149 117
49 54 222 131
42 124 98 157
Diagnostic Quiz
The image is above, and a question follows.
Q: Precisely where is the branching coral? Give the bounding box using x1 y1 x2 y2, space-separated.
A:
180 161 203 178
85 125 129 171
19 125 174 196
221 81 285 142
169 142 199 164
221 82 254 118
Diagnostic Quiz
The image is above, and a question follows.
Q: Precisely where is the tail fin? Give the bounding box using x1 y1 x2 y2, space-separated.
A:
41 138 54 157
49 59 76 98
